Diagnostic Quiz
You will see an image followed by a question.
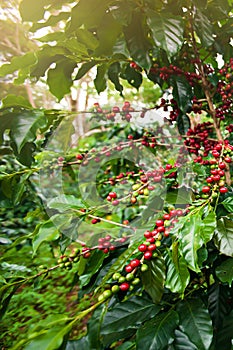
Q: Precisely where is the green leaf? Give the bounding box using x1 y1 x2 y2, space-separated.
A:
200 211 216 244
122 64 143 90
109 2 133 26
136 310 179 350
47 195 85 212
141 257 166 303
165 245 190 294
215 258 233 286
2 95 32 108
94 12 122 56
65 338 90 350
214 310 233 350
221 197 233 212
67 0 109 33
101 296 161 334
79 250 106 287
177 298 213 350
32 221 60 254
172 75 192 112
146 11 184 60
30 12 71 32
173 329 198 350
177 114 190 135
75 28 99 51
0 52 37 77
178 214 203 272
94 64 108 93
214 217 233 257
165 186 193 205
47 59 76 100
87 305 105 350
108 62 123 94
75 61 97 80
19 0 48 21
124 11 152 70
208 282 231 330
194 10 214 47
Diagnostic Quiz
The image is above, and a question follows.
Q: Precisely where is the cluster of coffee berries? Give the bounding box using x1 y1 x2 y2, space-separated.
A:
93 102 135 122
106 191 119 206
216 59 233 120
184 122 216 156
201 142 232 196
149 64 201 87
97 234 116 254
158 97 181 122
57 248 80 269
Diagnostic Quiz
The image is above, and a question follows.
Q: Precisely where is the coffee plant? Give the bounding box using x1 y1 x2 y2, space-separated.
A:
0 1 233 349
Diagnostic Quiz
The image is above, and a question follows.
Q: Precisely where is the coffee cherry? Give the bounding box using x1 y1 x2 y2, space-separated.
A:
112 273 121 280
141 263 149 272
144 251 153 260
126 273 134 281
103 290 112 299
219 162 226 169
224 156 231 163
125 264 133 273
219 186 228 193
138 244 147 252
148 244 156 251
109 192 117 199
206 177 213 183
202 186 211 193
155 219 164 227
119 282 130 291
163 213 170 220
111 285 120 293
130 259 141 268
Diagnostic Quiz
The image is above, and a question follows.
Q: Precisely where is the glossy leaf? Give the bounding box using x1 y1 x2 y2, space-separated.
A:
208 282 231 329
221 197 233 212
200 211 216 244
215 258 233 286
172 75 192 112
32 221 60 253
213 310 233 350
177 298 213 350
94 64 108 93
124 12 151 70
173 329 198 350
177 114 190 135
79 250 106 287
101 296 161 334
194 10 214 47
178 214 203 272
65 338 90 350
87 305 105 350
136 310 179 350
146 11 184 59
0 52 37 77
47 59 76 100
165 245 190 294
141 257 166 303
214 217 233 257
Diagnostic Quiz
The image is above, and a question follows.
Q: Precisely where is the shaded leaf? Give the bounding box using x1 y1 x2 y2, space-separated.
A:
146 11 184 59
101 296 161 334
94 64 108 93
32 221 60 254
0 52 37 77
136 310 179 350
177 114 190 135
75 61 97 80
208 282 231 329
215 258 233 286
47 59 76 100
194 10 214 47
214 217 233 257
177 298 213 350
141 257 166 303
172 75 192 112
165 245 190 294
173 329 198 350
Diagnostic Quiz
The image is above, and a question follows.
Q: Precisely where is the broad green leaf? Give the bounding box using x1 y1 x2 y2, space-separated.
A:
116 342 135 350
178 214 203 271
36 32 66 43
48 195 85 212
177 298 213 350
214 217 233 257
109 2 133 26
101 296 161 334
87 305 105 350
214 310 233 350
65 338 90 350
165 245 190 294
75 28 99 51
215 258 233 286
172 75 192 112
47 59 76 100
2 95 32 108
94 12 122 56
146 11 184 59
19 0 48 21
177 114 191 135
141 257 166 303
194 10 214 47
108 62 123 93
221 197 233 212
136 310 179 350
67 0 109 33
0 52 37 77
200 211 216 244
165 186 193 205
32 221 60 254
24 326 68 350
124 11 152 70
94 64 108 93
122 64 143 90
208 282 231 329
79 250 106 287
75 61 97 80
11 110 47 153
173 329 198 350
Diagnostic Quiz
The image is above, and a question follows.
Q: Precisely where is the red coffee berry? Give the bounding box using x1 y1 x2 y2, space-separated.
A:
138 244 147 252
130 259 141 268
219 186 228 193
202 186 211 193
119 282 130 291
109 192 117 199
155 219 164 227
219 162 226 169
125 264 133 273
144 251 153 260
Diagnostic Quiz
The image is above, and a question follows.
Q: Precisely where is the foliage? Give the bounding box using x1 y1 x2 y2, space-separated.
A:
0 1 233 349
